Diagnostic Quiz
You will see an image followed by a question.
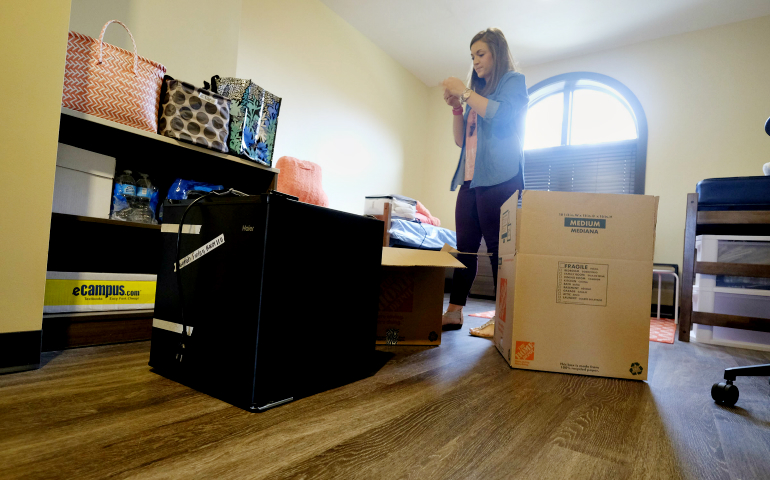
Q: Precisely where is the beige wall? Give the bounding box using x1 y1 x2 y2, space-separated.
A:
422 86 463 229
422 16 770 270
69 0 242 83
236 0 429 214
0 1 71 333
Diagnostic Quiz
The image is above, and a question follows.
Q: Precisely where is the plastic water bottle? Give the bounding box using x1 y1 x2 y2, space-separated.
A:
112 170 136 220
131 173 154 223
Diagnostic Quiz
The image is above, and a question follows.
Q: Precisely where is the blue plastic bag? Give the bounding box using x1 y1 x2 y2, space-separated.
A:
166 178 225 201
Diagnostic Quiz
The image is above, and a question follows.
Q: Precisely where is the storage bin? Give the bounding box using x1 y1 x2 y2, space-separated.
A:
695 235 770 290
52 144 115 219
364 195 417 220
692 284 770 351
44 271 157 313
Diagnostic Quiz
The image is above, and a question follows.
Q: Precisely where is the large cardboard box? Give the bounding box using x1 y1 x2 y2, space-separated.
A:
377 247 465 345
52 143 115 219
494 190 658 380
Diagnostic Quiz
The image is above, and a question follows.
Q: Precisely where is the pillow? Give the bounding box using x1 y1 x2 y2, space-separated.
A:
275 156 329 207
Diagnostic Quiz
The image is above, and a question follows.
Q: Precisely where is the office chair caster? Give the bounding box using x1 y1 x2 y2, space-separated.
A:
711 380 739 406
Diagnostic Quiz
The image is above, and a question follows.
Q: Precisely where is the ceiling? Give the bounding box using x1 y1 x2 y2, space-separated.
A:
319 0 770 86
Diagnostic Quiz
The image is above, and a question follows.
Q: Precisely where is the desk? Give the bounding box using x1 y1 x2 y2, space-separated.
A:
653 268 679 324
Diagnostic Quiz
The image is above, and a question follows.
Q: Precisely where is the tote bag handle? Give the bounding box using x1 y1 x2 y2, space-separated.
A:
97 20 138 76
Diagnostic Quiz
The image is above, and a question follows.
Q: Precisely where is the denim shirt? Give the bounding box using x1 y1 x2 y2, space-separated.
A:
451 71 529 191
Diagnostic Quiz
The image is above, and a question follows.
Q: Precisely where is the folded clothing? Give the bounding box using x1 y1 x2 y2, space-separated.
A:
391 199 416 220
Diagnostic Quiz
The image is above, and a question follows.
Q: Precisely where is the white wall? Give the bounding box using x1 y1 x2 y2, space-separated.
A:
236 0 429 214
69 0 242 83
421 15 770 269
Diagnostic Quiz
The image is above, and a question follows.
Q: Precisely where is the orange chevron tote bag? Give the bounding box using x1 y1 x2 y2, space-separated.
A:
62 20 166 133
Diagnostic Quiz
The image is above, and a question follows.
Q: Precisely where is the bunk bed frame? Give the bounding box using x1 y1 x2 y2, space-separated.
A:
679 193 770 342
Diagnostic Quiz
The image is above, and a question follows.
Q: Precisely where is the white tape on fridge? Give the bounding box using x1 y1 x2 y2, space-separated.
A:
175 234 225 271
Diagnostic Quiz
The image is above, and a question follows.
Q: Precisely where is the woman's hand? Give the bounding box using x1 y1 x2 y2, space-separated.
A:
442 77 466 97
444 89 461 109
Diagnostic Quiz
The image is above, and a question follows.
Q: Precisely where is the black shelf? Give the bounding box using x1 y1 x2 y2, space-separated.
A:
46 109 280 350
58 108 278 197
51 212 162 230
48 212 162 274
50 109 280 275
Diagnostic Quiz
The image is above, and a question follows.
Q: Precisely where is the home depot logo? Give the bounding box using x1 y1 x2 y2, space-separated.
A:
515 341 535 361
564 217 606 234
497 278 507 323
379 269 414 312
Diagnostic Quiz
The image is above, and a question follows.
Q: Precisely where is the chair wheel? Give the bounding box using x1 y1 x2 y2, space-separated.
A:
712 382 739 406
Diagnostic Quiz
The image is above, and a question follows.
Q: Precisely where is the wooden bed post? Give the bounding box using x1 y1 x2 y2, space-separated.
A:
679 193 699 342
374 202 392 247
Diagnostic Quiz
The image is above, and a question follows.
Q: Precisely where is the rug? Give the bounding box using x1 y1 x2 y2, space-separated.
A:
649 317 676 344
469 310 495 319
469 310 677 344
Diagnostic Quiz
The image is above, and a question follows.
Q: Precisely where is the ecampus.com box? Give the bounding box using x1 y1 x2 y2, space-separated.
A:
494 190 659 380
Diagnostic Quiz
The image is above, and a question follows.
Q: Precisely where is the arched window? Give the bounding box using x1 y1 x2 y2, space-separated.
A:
523 73 647 194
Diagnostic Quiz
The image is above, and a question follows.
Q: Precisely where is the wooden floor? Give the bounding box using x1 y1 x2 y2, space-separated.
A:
3 296 770 479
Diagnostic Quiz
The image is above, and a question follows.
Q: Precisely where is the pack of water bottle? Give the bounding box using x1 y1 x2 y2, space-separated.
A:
110 170 160 224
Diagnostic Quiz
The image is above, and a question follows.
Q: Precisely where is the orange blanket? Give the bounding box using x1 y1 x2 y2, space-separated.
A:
415 201 440 227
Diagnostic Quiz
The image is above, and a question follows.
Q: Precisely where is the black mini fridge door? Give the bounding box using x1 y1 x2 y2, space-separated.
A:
150 195 269 409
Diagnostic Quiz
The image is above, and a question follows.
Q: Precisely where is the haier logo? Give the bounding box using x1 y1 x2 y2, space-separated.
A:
564 217 606 234
242 225 254 232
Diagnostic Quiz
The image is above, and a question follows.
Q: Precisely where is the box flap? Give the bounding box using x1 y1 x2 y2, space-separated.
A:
56 143 116 179
498 191 519 256
440 244 492 256
382 247 465 268
652 196 660 259
518 190 658 262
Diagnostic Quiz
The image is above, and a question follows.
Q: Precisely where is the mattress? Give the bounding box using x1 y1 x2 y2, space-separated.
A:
696 176 770 210
389 219 457 250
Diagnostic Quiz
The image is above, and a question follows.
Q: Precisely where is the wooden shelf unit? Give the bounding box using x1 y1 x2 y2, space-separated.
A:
47 108 280 348
679 193 770 341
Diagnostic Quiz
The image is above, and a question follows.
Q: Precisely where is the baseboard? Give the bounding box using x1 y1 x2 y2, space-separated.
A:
42 310 153 351
0 330 42 374
651 305 677 319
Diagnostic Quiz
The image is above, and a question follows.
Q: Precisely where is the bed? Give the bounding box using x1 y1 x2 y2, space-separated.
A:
370 198 495 297
680 175 770 343
369 199 457 250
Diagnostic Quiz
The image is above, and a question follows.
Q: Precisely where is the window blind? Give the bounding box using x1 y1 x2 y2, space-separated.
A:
523 140 638 194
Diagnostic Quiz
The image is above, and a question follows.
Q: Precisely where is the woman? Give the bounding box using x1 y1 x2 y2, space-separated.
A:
441 28 528 338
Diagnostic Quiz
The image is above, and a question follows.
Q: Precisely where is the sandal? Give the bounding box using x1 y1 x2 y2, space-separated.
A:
469 318 495 338
442 310 463 331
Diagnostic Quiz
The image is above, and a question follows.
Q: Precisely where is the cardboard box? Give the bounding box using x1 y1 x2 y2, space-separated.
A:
377 247 465 345
44 271 157 314
52 143 115 218
494 190 658 380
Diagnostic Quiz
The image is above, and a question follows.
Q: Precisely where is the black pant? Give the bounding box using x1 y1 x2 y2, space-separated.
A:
449 173 523 306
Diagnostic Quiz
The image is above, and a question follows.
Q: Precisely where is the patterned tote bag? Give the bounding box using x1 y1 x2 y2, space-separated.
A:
158 77 230 153
211 77 281 167
62 20 166 133
211 76 266 163
258 91 282 167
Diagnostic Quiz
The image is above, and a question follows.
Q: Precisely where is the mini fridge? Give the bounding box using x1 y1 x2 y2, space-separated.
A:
149 192 383 411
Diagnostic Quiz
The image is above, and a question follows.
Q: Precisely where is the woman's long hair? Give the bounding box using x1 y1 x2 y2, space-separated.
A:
468 28 518 97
